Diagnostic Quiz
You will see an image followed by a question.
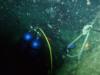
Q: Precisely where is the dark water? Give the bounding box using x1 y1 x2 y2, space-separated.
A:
0 0 100 75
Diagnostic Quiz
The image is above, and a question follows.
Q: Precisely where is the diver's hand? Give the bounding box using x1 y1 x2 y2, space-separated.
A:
82 25 92 35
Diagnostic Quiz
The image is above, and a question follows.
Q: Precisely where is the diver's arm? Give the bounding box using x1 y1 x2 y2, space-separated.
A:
92 28 100 32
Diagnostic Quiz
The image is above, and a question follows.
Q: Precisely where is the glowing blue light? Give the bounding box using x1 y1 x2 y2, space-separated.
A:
31 39 41 49
23 32 32 41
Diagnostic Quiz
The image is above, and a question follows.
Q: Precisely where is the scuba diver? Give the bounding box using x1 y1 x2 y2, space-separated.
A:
66 18 100 60
66 16 100 60
66 24 92 57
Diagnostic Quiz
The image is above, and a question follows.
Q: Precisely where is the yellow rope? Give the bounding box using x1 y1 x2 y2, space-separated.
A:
38 28 53 72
